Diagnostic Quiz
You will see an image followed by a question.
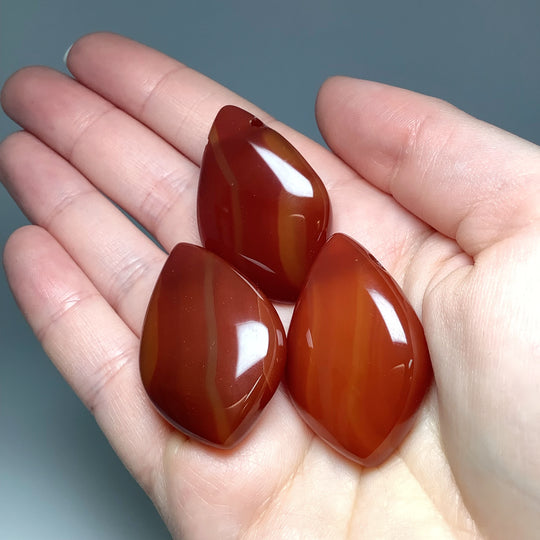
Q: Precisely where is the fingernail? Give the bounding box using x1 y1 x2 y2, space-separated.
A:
63 43 73 66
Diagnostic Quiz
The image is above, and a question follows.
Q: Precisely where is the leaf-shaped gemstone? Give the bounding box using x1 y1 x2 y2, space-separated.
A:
140 243 287 448
197 105 331 303
286 233 432 467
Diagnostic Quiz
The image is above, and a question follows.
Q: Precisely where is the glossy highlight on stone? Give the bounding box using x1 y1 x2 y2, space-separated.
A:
286 233 432 467
140 243 287 448
197 105 331 303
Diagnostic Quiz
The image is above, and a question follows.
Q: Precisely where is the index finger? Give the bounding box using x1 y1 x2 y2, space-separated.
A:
66 32 310 167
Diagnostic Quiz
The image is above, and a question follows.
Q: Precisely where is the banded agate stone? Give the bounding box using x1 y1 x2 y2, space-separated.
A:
286 234 432 466
197 105 330 303
140 243 286 448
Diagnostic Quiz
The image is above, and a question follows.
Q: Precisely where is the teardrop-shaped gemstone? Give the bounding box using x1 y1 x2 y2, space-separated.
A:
286 233 432 467
140 243 287 448
197 105 331 303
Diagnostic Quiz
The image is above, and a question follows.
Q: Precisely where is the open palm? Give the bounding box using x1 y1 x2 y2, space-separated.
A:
2 33 539 539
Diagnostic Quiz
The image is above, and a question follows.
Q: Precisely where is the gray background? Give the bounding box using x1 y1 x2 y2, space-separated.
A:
1 1 539 538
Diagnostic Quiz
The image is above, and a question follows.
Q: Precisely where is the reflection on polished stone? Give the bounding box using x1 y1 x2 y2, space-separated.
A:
286 233 432 467
197 105 330 303
140 243 286 448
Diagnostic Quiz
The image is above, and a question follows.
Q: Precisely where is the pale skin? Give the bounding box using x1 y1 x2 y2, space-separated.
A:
1 32 539 539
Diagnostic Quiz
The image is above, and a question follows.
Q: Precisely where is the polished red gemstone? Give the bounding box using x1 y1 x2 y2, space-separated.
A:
139 243 287 448
286 233 432 467
197 105 330 303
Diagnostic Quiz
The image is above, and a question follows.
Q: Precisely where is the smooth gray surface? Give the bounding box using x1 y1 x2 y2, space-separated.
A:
1 1 539 538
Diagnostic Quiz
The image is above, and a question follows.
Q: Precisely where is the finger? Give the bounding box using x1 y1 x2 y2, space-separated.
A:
0 131 165 334
1 67 199 251
65 31 343 194
65 32 283 164
316 77 540 256
3 225 170 498
63 33 338 188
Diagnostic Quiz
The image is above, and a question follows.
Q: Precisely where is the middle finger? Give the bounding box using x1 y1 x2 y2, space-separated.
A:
1 66 200 251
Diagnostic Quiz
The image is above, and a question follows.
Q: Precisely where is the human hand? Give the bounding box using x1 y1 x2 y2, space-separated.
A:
1 33 539 539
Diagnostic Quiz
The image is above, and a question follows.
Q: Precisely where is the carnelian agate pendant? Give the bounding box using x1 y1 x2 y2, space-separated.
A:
139 243 287 448
286 233 432 467
197 105 330 303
